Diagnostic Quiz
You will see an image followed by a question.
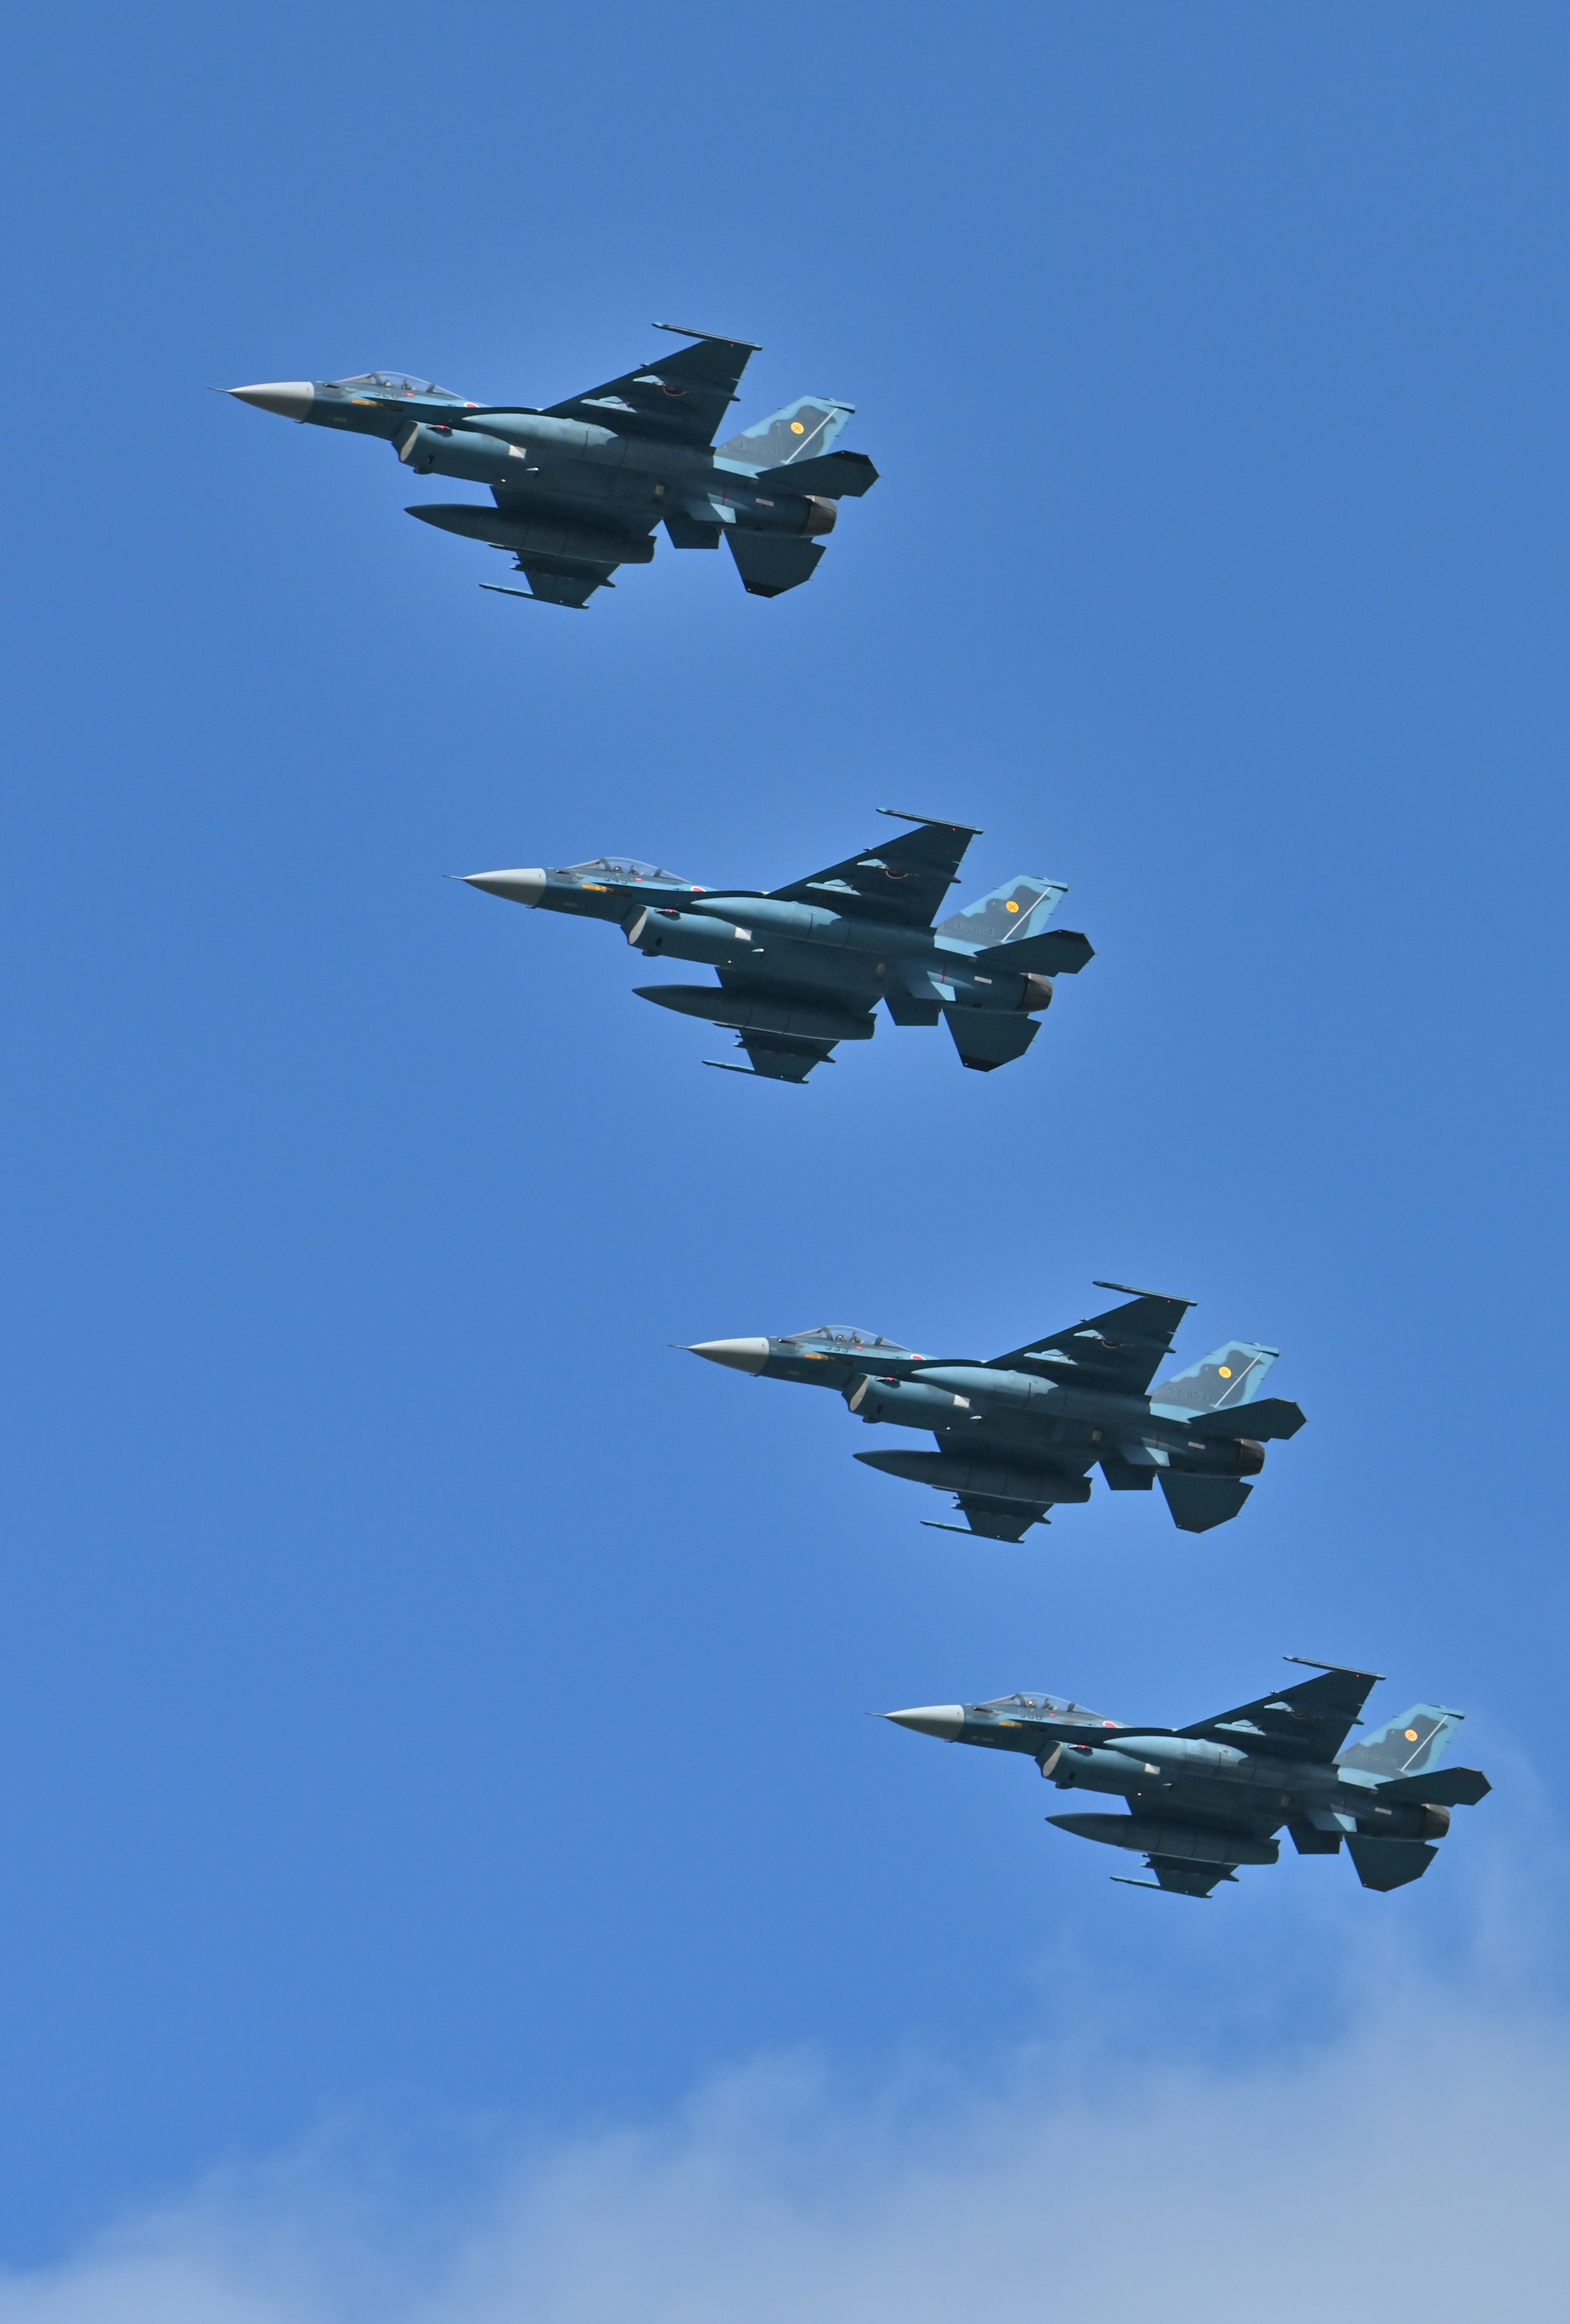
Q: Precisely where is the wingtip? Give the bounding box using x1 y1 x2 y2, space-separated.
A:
875 808 984 835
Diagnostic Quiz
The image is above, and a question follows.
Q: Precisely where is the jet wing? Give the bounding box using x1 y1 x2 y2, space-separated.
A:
1109 1801 1273 1896
709 1030 839 1084
687 967 875 1083
1131 1858 1239 1900
925 1492 1053 1543
483 562 613 609
770 812 980 929
990 1285 1195 1392
544 328 758 447
415 496 650 606
1180 1661 1384 1763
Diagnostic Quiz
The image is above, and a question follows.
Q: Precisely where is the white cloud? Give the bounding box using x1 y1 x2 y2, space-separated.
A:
3 1975 1568 2324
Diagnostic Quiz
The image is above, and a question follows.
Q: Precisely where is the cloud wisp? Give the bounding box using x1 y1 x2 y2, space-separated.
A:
2 1965 1567 2324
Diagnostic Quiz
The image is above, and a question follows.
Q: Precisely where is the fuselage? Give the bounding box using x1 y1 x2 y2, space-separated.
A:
259 378 837 542
922 1697 1451 1846
489 860 1056 1024
720 1326 1264 1486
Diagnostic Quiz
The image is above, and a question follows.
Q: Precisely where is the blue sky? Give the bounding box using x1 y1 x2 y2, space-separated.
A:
2 2 1568 2307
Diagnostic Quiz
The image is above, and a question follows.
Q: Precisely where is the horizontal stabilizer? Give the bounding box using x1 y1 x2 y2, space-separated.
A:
1346 1836 1438 1891
944 1010 1038 1073
1159 1473 1252 1532
727 532 825 597
753 449 879 497
1184 1397 1306 1443
1369 1767 1491 1808
974 928 1094 976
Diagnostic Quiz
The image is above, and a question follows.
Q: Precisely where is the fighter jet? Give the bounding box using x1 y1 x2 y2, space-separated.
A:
690 1284 1304 1537
224 326 876 607
461 812 1092 1082
884 1659 1490 1898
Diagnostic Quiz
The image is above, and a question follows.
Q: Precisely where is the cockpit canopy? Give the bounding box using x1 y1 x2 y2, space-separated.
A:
559 856 692 887
327 370 468 401
976 1692 1112 1723
781 1325 910 1354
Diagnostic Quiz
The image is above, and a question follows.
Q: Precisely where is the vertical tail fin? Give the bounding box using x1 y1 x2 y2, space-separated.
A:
716 396 852 470
1150 1342 1277 1416
1336 1705 1465 1780
938 877 1067 951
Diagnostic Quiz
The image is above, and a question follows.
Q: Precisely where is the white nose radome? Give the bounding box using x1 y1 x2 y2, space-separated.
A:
688 1339 769 1374
461 870 547 907
882 1706 965 1740
226 382 316 421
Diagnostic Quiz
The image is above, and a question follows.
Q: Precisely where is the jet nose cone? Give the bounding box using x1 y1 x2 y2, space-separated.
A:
882 1705 965 1740
460 869 547 908
225 381 315 421
688 1338 769 1374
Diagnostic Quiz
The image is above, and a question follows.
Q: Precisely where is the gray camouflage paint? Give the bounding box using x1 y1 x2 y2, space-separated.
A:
690 1284 1305 1539
225 328 877 606
459 813 1094 1084
882 1661 1490 1899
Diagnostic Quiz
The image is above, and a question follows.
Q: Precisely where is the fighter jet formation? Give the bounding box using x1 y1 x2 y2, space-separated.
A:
691 1284 1304 1538
884 1659 1489 1898
461 811 1092 1081
226 326 875 607
220 314 1486 1906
